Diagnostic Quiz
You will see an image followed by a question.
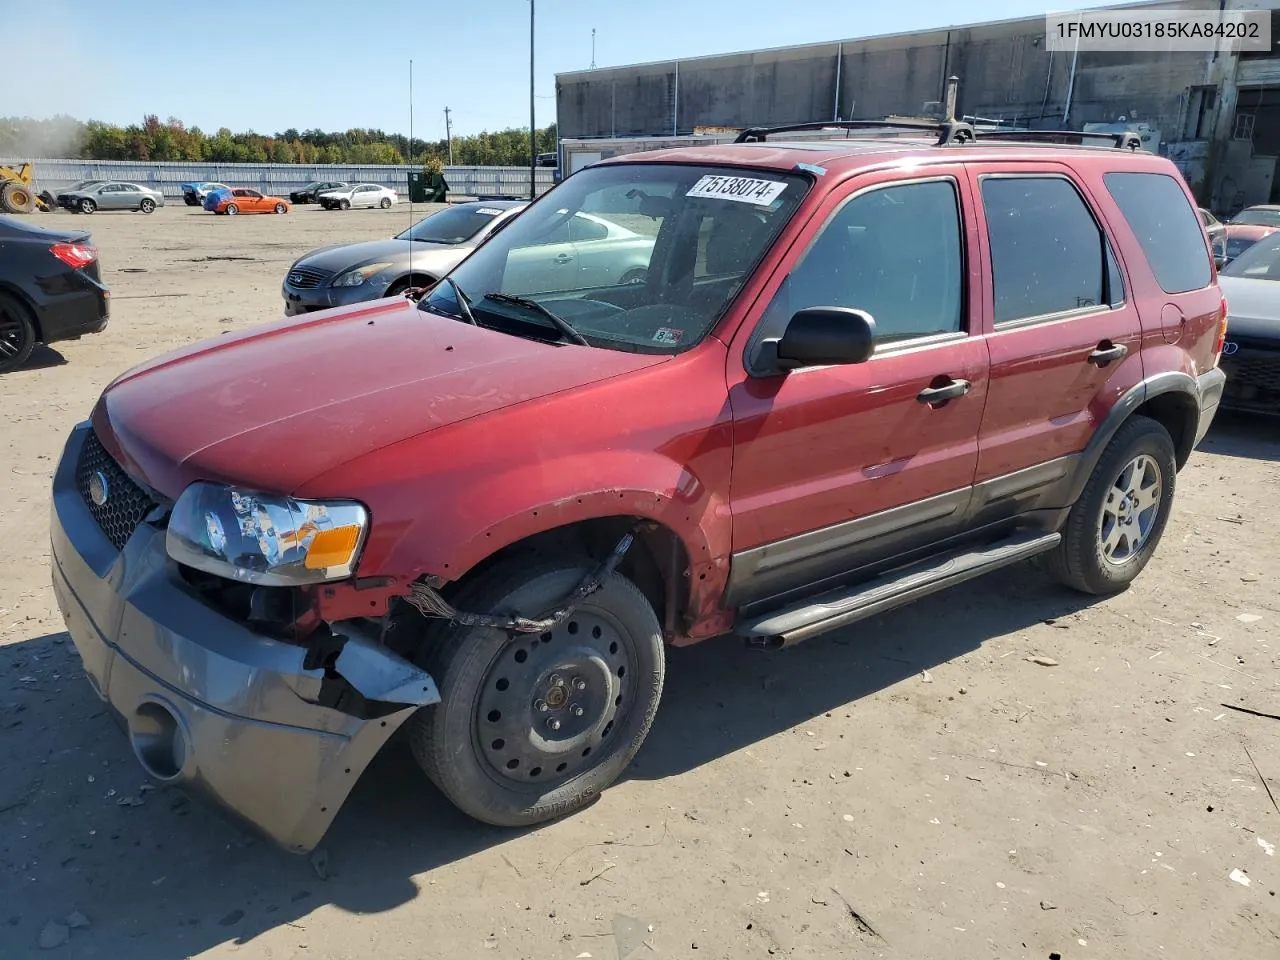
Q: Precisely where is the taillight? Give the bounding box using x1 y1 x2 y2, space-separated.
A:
1213 293 1229 363
51 241 97 270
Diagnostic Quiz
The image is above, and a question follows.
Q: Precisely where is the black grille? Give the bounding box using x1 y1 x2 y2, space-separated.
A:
285 266 333 290
75 431 156 551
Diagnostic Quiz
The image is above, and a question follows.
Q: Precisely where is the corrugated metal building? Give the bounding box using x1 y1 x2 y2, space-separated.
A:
555 0 1280 213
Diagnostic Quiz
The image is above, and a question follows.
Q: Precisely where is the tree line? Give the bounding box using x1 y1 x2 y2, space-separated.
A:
0 115 558 166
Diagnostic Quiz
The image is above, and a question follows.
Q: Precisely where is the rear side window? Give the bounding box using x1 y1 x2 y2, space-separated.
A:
1104 172 1211 294
981 176 1120 324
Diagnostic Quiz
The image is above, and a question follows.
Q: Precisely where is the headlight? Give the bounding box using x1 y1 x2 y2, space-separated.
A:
332 262 393 287
166 482 369 586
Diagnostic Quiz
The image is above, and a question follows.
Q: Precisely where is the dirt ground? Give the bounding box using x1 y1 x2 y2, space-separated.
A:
2 204 1279 960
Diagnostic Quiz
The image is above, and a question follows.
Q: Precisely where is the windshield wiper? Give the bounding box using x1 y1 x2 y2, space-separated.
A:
483 293 589 346
442 277 478 326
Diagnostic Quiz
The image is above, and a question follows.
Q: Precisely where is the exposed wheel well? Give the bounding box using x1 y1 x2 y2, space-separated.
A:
1134 390 1198 468
387 273 436 296
440 517 691 638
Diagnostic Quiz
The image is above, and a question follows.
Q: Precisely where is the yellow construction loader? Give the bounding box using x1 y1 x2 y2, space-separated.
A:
0 164 55 214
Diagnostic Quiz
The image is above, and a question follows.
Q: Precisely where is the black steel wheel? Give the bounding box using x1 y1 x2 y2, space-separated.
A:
0 294 38 374
408 557 664 826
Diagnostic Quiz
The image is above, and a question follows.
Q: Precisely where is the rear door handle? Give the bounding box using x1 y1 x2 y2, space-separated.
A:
554 253 574 264
917 378 972 406
1088 342 1128 366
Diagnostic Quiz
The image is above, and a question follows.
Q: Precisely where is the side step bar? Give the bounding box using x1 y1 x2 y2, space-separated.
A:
736 531 1061 647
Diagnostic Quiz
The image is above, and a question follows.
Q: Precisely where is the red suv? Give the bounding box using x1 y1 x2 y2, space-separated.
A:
50 121 1227 853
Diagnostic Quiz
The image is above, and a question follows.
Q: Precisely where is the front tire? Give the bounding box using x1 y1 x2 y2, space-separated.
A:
1046 415 1176 595
78 198 96 214
225 203 239 216
338 199 350 211
274 202 287 214
379 196 392 209
0 293 38 374
139 198 156 214
408 557 665 827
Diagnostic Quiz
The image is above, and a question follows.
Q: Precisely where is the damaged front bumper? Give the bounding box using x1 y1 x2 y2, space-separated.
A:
49 423 439 853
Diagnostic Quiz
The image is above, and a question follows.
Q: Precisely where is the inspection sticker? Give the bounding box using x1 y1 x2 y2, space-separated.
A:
477 207 505 216
686 175 787 206
653 327 683 344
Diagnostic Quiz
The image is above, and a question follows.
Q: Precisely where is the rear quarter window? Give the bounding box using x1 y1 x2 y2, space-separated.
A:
1103 172 1211 294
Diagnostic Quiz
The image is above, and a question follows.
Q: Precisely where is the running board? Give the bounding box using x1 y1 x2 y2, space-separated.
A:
736 531 1061 647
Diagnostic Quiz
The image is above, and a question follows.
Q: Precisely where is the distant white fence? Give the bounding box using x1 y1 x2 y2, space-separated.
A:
1 158 556 200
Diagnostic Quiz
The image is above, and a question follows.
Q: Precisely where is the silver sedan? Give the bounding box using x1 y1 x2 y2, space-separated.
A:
56 181 165 214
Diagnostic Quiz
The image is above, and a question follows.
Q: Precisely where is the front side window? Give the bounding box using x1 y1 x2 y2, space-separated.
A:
756 179 964 347
1104 172 1211 294
419 164 809 354
982 176 1120 325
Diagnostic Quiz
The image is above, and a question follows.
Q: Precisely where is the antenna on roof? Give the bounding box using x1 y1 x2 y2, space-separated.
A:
943 75 959 123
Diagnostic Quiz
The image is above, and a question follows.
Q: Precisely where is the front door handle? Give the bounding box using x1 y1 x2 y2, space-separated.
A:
1088 342 1128 366
554 253 574 264
917 378 972 406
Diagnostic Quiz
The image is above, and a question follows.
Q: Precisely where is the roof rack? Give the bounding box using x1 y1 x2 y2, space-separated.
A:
733 77 1144 153
734 117 976 147
974 129 1143 151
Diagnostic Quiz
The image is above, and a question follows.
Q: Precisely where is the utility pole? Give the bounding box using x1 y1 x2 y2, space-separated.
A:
591 28 596 69
444 106 454 165
529 0 537 200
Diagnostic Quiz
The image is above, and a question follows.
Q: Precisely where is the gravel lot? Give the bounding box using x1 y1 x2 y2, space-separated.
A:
1 204 1279 959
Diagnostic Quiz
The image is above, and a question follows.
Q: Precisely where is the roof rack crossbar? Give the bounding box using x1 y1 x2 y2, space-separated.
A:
734 118 976 147
971 129 1143 151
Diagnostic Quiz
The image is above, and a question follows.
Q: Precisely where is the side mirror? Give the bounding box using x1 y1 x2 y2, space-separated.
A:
751 307 876 375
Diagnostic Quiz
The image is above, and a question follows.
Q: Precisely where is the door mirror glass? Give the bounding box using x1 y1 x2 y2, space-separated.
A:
753 307 876 374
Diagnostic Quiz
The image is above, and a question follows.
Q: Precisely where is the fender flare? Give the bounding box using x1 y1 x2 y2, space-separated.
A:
1063 371 1200 505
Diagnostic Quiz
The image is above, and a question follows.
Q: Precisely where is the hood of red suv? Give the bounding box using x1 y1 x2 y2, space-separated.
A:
95 299 666 498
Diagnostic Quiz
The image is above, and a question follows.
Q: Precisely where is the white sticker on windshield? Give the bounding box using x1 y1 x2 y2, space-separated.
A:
686 175 787 206
476 207 504 216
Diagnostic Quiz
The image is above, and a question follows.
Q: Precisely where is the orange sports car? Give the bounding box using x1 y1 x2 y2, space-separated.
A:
208 188 291 216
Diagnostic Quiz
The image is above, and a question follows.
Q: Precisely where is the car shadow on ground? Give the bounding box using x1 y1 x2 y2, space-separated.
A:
1 562 1100 959
14 345 67 372
1198 410 1280 461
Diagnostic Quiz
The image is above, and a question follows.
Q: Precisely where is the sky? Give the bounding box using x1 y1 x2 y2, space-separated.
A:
14 0 1121 140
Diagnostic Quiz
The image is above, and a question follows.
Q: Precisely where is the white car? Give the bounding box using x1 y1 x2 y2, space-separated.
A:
318 184 399 211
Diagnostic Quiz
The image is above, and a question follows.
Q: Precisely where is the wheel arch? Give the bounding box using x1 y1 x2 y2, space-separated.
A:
1066 371 1200 504
386 272 437 295
0 283 42 342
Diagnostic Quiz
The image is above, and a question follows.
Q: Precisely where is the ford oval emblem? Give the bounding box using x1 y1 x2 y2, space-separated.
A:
1222 341 1239 356
88 470 110 507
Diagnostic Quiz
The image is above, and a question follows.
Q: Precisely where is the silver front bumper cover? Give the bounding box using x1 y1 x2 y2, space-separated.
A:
50 423 438 853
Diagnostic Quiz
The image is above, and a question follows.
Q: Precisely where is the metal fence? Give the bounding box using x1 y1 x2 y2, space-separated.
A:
1 158 556 200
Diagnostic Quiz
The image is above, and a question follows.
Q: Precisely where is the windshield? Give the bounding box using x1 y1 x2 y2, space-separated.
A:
398 205 511 245
1233 208 1280 227
418 163 808 354
1222 231 1280 279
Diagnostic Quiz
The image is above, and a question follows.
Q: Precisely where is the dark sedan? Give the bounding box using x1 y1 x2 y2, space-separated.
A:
1218 230 1280 414
0 216 109 373
282 200 526 315
290 181 349 204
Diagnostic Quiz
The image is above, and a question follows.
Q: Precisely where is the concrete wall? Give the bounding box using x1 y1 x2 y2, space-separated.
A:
556 0 1228 139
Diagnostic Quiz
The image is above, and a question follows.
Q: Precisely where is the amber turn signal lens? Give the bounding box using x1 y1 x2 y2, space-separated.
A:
303 525 363 570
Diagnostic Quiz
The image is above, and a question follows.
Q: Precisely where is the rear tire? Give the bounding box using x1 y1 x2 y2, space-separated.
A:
139 198 156 214
380 196 392 209
1046 415 1176 595
407 556 665 827
0 293 38 374
78 198 96 214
